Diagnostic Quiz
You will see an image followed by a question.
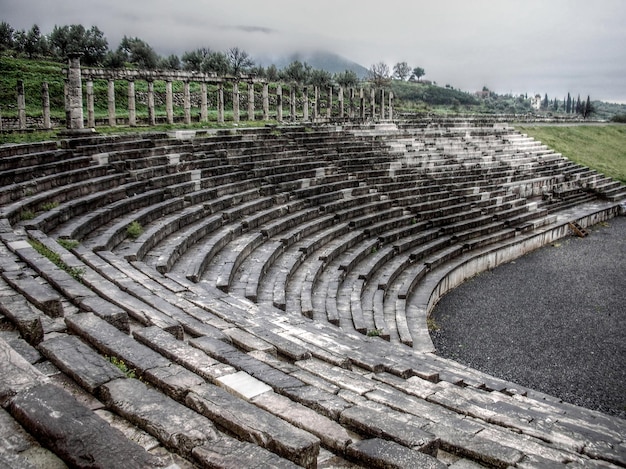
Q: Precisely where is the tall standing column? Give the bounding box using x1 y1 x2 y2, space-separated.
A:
232 82 240 123
380 89 385 120
370 89 376 119
262 83 269 121
128 80 136 127
147 80 156 126
290 86 296 122
200 82 208 123
217 83 224 123
165 80 174 125
360 88 365 119
338 86 344 118
107 79 116 126
86 79 95 128
349 88 355 119
17 80 26 130
67 53 84 129
183 80 191 124
248 82 255 121
314 86 319 120
276 85 283 122
388 91 394 121
327 87 333 118
41 82 51 129
303 86 309 122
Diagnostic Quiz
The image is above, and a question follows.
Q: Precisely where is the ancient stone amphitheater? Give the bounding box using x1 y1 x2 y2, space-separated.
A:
1 119 625 468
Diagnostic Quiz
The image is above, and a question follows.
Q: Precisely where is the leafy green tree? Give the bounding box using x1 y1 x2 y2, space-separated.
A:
49 25 107 65
158 54 180 70
15 24 46 58
280 60 312 84
182 48 209 71
368 62 391 87
118 35 159 69
202 51 229 75
411 66 425 82
309 69 333 89
265 64 279 81
393 61 411 81
566 92 572 113
0 21 14 50
334 69 359 88
227 47 254 76
103 49 126 68
582 95 594 119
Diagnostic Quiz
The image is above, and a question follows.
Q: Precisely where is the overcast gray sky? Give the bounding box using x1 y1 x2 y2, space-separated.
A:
2 0 626 103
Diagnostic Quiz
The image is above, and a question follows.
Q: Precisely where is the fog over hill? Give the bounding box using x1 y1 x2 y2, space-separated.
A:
256 50 369 79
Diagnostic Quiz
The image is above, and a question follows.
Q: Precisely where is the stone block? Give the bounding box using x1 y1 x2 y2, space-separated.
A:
253 391 353 453
340 405 439 454
0 337 48 408
186 383 320 468
9 382 167 468
346 438 447 469
99 378 218 458
281 384 352 421
0 293 44 345
192 437 299 469
38 335 125 393
1 271 64 318
216 370 272 400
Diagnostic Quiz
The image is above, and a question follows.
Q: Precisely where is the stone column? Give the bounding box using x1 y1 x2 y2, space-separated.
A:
248 82 255 121
183 81 191 124
86 79 95 128
290 86 296 122
66 53 84 129
314 86 319 120
276 84 282 122
41 82 51 129
165 80 174 125
217 83 224 123
128 80 136 127
232 82 240 123
370 89 376 119
349 88 355 119
262 83 269 121
147 80 156 126
327 87 333 118
200 82 208 123
338 86 344 118
381 89 385 120
360 88 365 119
17 80 26 130
388 91 394 121
303 86 309 122
107 79 116 126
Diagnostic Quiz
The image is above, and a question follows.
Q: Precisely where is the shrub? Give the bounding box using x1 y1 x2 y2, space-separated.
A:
126 221 143 239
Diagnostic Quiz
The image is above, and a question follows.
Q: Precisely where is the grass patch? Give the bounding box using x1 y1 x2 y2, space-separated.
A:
515 124 626 184
28 238 84 281
106 356 137 379
57 238 79 250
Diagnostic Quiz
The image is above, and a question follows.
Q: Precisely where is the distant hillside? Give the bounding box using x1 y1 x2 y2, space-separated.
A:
257 50 369 78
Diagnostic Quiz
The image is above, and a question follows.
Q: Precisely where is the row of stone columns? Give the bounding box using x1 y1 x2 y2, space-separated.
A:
8 55 393 131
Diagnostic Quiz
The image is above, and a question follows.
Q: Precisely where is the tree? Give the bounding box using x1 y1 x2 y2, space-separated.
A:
411 66 425 82
393 61 411 81
541 93 549 110
182 48 210 71
227 47 253 76
265 64 279 81
309 69 333 89
15 24 45 58
158 54 180 70
566 92 572 114
368 62 391 88
280 60 312 85
582 95 594 119
202 51 229 75
334 69 359 88
0 21 14 50
118 36 159 69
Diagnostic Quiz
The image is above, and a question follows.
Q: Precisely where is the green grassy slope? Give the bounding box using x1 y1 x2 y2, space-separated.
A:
515 124 626 184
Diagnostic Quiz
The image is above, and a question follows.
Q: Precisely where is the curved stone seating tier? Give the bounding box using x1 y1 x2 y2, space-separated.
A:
1 122 625 468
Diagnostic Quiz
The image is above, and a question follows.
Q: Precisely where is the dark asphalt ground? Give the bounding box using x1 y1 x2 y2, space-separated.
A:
430 215 626 419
